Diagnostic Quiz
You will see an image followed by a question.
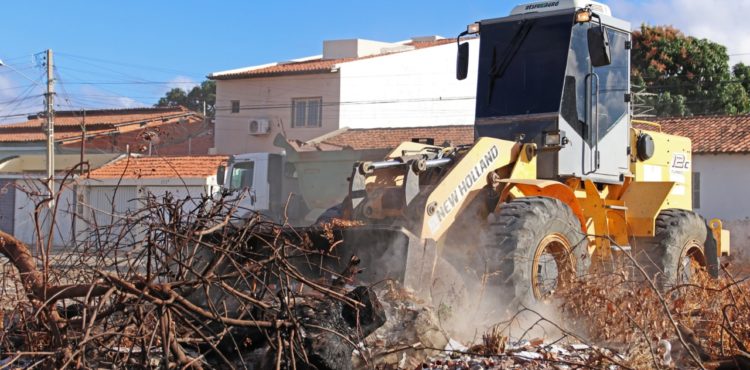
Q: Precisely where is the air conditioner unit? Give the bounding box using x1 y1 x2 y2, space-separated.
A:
249 119 270 135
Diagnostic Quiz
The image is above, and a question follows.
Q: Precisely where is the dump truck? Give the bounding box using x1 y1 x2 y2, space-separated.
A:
310 0 731 306
216 134 388 225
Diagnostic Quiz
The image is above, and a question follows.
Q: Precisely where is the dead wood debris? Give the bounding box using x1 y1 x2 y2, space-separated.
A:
0 190 385 369
1 181 749 370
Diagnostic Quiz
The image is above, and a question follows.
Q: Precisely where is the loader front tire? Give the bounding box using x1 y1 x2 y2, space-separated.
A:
633 209 718 289
481 197 589 307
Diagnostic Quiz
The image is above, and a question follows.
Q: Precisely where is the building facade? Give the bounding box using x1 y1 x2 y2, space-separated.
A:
208 36 479 154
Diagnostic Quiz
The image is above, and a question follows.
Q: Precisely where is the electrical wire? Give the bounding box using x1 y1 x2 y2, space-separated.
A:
55 52 205 80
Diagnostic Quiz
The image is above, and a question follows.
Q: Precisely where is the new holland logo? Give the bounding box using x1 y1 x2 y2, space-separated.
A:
525 1 560 10
428 145 500 232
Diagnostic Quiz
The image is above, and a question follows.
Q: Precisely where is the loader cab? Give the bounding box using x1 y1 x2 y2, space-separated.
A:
459 0 631 184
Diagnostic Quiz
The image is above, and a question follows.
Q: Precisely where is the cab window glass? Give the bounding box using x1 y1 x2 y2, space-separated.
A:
594 28 629 138
230 162 255 189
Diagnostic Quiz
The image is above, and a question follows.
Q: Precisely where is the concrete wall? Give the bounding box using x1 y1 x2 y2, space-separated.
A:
692 153 750 256
13 178 77 248
0 179 15 234
338 38 479 129
214 73 341 154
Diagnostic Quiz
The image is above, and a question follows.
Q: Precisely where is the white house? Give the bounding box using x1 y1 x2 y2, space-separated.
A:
208 36 479 154
0 153 119 247
657 115 750 256
75 155 227 245
0 154 226 248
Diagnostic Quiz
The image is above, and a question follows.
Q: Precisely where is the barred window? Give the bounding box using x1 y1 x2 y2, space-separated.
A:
291 97 322 128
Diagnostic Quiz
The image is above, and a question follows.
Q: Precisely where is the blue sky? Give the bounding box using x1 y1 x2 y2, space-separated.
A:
1 0 749 121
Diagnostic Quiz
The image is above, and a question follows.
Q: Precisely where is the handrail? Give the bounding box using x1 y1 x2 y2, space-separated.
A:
632 119 662 132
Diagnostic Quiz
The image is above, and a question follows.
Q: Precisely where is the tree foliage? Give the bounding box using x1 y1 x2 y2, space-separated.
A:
156 80 216 117
631 25 750 116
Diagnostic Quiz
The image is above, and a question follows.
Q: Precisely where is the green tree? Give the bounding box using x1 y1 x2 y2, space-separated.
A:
156 80 216 117
733 62 750 94
157 88 188 107
631 25 750 116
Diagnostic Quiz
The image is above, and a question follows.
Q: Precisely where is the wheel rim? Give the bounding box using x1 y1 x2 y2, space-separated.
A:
677 239 705 283
531 233 576 299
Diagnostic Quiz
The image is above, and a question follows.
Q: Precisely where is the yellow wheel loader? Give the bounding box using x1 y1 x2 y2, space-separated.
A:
309 0 731 306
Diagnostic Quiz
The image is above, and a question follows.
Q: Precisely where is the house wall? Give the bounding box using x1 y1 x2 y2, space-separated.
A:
13 178 77 248
214 73 341 154
692 153 750 256
75 181 214 246
338 38 479 129
0 179 15 234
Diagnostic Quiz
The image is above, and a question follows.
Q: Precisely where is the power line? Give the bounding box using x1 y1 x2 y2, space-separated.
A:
60 81 203 85
213 96 476 112
55 52 205 79
0 111 38 120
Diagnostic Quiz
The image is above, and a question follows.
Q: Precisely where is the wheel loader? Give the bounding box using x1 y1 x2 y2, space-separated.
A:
308 0 731 306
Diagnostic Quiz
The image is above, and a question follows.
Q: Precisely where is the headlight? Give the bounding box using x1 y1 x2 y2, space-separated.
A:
575 9 592 23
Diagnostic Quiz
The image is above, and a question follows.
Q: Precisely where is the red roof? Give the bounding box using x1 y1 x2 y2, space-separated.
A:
314 114 750 154
210 39 456 80
655 115 750 154
0 106 200 143
319 125 473 150
89 155 228 179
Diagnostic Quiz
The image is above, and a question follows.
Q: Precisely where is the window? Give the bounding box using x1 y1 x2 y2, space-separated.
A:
292 97 322 128
231 100 240 113
230 162 255 190
692 172 700 209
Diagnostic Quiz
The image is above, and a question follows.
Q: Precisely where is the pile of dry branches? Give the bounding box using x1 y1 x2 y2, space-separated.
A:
558 262 750 369
0 188 383 369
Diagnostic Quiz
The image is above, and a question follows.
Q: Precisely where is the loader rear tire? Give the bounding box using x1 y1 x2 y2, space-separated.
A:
633 209 718 290
481 197 589 307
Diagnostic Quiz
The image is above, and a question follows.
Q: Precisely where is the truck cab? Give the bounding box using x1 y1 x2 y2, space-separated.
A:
217 153 288 220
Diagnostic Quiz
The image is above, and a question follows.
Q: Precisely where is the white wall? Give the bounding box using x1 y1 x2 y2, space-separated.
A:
693 154 750 221
338 38 479 129
213 38 481 154
214 73 341 154
693 153 750 255
13 178 77 248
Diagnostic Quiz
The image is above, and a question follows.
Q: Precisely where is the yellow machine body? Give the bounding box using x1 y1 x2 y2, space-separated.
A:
341 121 729 285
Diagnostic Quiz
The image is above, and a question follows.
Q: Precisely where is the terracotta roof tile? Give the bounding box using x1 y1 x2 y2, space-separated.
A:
319 114 750 154
0 106 199 143
89 155 228 179
654 114 750 154
210 39 456 80
321 125 473 150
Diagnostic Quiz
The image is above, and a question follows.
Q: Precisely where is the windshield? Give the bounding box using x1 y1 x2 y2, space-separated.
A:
475 13 573 118
229 161 255 190
563 23 629 142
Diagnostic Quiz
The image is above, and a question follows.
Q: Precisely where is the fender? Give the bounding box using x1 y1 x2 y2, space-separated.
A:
498 179 587 233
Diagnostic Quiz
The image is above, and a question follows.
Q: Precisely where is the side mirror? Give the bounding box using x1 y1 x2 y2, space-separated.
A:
216 164 226 186
587 26 611 67
456 42 470 80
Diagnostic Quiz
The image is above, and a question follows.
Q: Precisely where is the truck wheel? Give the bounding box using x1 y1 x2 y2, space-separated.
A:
481 197 589 307
633 209 718 289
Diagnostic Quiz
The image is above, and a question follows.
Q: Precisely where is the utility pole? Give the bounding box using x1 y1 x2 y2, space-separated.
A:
44 49 55 208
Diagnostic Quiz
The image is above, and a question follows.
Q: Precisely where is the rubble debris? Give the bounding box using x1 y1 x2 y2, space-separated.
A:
354 282 450 368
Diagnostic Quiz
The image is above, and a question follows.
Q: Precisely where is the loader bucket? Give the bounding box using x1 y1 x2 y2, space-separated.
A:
299 225 419 285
